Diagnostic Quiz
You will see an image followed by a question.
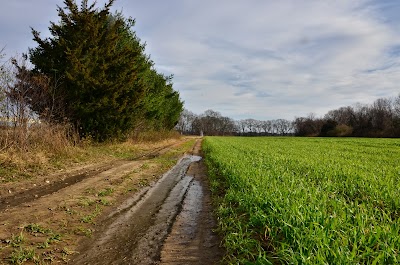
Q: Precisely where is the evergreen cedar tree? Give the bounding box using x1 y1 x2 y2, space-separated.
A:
29 0 183 141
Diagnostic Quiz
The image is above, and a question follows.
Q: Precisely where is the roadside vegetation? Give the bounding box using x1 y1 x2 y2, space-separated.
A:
0 125 180 184
203 137 400 264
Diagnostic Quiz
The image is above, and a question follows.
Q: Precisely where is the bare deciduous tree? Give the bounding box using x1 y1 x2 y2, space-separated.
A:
175 109 196 134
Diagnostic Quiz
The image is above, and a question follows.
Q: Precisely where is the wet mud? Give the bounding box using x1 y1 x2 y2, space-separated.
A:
160 152 223 264
71 139 223 265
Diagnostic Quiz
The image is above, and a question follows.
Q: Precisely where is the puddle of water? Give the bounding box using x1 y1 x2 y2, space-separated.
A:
159 153 224 264
189 155 202 163
132 175 194 263
177 180 203 235
73 153 198 264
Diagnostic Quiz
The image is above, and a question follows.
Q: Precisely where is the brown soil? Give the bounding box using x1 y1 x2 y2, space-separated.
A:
0 137 223 265
0 140 179 206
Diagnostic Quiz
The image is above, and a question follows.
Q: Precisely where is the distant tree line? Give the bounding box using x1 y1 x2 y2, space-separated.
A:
0 0 183 142
178 94 400 138
176 109 234 136
175 109 293 136
294 95 400 137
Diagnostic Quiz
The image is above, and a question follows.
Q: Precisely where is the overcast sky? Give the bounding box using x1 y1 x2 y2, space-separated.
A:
1 0 400 120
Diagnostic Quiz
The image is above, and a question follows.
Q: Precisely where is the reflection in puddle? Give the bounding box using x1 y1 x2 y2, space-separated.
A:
189 155 202 162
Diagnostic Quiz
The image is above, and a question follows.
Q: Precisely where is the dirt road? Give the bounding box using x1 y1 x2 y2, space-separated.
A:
0 138 223 264
71 139 223 264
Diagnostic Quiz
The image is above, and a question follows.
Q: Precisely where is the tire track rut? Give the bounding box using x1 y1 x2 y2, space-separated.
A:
70 139 223 265
0 142 180 211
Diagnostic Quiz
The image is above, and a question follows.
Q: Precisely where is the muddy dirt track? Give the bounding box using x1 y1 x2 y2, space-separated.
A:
0 141 180 210
0 138 223 264
71 139 223 264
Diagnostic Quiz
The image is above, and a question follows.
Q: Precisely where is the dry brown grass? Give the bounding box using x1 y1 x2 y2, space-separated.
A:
0 124 183 182
0 123 77 152
29 123 79 152
0 123 82 181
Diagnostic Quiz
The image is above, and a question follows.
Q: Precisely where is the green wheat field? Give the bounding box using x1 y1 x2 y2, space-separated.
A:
203 137 400 264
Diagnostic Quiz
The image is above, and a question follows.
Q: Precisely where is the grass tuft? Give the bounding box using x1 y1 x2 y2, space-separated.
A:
97 187 114 197
8 247 37 264
9 232 25 248
24 224 52 235
81 205 102 223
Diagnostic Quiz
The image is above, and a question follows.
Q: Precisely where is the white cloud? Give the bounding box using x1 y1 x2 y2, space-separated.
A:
142 0 400 120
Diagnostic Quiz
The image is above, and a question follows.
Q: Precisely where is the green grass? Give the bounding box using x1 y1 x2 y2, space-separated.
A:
203 137 400 264
35 234 61 250
98 198 111 206
8 247 37 264
9 233 25 248
81 205 102 223
153 139 196 170
24 224 52 235
74 226 93 237
23 224 62 251
97 187 114 197
78 197 96 207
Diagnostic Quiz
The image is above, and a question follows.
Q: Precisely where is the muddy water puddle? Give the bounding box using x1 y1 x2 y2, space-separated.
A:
71 152 222 265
